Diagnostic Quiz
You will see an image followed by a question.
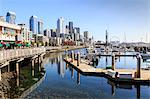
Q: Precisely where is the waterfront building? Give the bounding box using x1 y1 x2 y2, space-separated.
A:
29 15 38 34
0 21 21 43
18 24 33 44
57 17 65 34
0 16 5 22
33 34 49 46
6 11 16 24
38 19 43 34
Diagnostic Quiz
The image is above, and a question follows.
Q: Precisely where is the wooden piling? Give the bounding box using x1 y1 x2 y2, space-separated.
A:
16 62 19 86
0 68 2 81
136 54 141 78
32 59 35 77
112 53 115 70
77 52 80 66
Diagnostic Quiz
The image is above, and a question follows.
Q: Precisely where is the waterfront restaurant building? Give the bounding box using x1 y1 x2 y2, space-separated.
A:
0 21 21 43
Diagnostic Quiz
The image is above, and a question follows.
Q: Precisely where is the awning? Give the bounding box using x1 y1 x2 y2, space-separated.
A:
5 43 10 47
0 43 3 47
16 43 22 46
25 43 30 47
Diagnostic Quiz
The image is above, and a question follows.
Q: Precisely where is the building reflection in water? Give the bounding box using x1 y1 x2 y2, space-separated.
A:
71 67 74 78
106 56 108 67
107 80 141 99
57 54 65 78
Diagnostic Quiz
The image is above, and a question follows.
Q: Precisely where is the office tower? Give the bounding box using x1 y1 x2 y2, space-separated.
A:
84 31 89 39
6 11 16 24
69 21 73 34
65 25 69 34
74 27 80 40
44 29 51 38
29 15 38 34
38 19 43 34
57 17 64 34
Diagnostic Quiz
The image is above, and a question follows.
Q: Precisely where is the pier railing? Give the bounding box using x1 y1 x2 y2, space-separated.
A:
0 47 46 63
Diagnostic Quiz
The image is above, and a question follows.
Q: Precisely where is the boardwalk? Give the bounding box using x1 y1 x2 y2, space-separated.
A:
0 47 46 64
64 58 150 84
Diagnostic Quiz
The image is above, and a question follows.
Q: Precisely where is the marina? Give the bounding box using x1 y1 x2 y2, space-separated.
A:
23 48 150 99
64 58 150 84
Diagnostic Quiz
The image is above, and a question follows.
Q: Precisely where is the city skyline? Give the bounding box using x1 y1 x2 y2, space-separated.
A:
0 0 149 42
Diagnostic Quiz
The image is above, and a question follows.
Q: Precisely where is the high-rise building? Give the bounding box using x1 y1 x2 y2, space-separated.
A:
84 31 89 39
29 15 38 34
57 17 64 34
74 27 80 41
69 21 73 34
65 25 69 34
74 27 80 33
38 19 43 34
6 11 16 24
44 29 51 38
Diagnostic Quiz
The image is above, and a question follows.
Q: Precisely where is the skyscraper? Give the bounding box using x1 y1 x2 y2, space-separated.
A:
65 25 69 34
69 22 73 34
29 15 38 34
74 27 80 40
74 27 80 41
57 17 64 34
84 31 89 39
6 11 16 24
38 19 43 34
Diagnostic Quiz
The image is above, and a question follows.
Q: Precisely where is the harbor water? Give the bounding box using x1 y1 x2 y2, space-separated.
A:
25 48 150 99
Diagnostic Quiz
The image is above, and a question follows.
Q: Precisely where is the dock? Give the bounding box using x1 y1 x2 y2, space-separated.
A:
64 58 150 84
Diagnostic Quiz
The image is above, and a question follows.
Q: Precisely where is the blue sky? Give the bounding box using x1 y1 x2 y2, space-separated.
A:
0 0 149 42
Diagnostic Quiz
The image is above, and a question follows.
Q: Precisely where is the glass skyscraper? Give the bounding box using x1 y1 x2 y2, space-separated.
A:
69 21 73 34
38 19 43 34
57 17 64 34
6 11 16 24
29 15 38 34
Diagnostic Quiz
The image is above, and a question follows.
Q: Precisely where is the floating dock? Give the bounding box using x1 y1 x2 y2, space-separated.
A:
64 58 150 84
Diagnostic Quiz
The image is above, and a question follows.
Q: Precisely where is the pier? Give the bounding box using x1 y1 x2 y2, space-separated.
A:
64 58 150 84
0 47 46 82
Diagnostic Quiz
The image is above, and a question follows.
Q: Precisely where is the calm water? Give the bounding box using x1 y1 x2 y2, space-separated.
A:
25 49 150 99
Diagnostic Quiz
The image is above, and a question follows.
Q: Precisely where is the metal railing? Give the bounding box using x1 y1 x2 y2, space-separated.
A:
0 47 46 63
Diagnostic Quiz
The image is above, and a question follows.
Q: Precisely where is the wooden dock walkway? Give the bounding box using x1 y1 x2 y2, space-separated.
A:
64 58 150 84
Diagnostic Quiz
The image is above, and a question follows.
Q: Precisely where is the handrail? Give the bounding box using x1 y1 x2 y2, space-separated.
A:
0 47 46 63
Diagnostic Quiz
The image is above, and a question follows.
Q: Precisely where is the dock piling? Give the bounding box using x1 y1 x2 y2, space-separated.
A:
112 53 115 70
0 68 2 81
77 52 80 66
16 62 19 86
32 59 35 77
136 53 141 78
71 51 74 62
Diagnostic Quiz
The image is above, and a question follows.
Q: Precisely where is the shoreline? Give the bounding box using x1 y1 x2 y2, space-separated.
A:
20 72 46 98
46 46 87 53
